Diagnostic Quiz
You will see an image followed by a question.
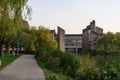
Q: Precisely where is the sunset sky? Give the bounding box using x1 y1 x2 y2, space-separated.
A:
28 0 120 34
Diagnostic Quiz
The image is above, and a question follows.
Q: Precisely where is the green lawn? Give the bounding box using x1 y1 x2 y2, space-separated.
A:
0 54 21 70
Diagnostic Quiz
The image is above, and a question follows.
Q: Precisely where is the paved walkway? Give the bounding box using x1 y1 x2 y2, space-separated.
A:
0 55 45 80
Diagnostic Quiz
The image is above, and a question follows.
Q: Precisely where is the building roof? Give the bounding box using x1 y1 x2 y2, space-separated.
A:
50 29 55 32
50 30 56 35
96 26 103 30
65 34 82 36
83 27 91 32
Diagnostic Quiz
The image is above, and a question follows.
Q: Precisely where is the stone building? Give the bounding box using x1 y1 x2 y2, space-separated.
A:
50 30 56 39
65 34 82 53
57 26 65 52
82 20 103 50
50 20 103 53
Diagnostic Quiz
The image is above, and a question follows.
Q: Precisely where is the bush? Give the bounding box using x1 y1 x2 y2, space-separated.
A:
60 52 79 77
36 47 120 80
100 57 120 80
35 47 79 78
75 54 99 80
43 69 73 80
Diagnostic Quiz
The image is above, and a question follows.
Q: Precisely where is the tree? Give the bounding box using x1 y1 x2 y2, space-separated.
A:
17 30 35 51
30 26 57 50
0 0 31 56
97 32 120 53
37 26 57 49
113 33 120 52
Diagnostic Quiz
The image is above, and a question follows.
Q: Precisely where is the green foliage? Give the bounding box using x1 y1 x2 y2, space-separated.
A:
43 69 73 80
30 26 57 52
0 54 21 70
97 32 120 53
100 57 120 80
35 26 57 49
36 54 73 80
7 25 57 54
0 0 31 56
76 54 99 80
18 30 35 51
0 0 31 43
36 47 120 80
60 52 79 77
36 58 46 68
35 47 79 78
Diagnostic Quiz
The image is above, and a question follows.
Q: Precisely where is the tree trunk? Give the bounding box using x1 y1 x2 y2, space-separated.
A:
19 46 22 52
6 44 10 54
12 45 15 56
0 43 4 57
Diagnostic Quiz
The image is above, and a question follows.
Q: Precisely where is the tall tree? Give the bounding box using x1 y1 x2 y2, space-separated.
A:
0 0 31 56
30 26 57 50
97 32 120 53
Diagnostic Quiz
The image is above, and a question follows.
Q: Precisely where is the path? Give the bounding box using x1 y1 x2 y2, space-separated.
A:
0 55 45 80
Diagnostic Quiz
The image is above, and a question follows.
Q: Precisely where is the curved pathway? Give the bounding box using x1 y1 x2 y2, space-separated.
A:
0 55 45 80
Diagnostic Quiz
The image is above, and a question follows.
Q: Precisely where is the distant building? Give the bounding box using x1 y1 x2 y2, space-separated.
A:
50 20 103 53
82 20 103 50
65 34 82 53
50 30 56 39
57 26 65 52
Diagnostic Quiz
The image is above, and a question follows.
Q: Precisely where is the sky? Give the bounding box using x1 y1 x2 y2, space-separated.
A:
28 0 120 34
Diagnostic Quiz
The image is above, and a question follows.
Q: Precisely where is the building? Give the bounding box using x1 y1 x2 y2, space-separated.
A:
57 26 65 52
50 27 65 52
50 20 103 53
82 20 103 50
50 30 56 39
65 34 82 53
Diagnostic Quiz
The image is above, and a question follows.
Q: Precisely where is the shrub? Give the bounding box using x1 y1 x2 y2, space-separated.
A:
36 47 120 79
43 69 73 80
75 54 99 80
100 57 120 80
35 47 79 78
60 52 79 77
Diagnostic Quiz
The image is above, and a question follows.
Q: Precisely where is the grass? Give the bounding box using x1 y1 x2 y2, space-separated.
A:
36 58 46 68
0 54 21 70
36 58 73 80
36 48 120 80
43 69 73 80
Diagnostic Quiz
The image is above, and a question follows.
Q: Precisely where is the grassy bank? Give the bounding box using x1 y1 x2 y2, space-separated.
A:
36 58 73 80
35 47 120 80
43 69 73 80
0 54 21 70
